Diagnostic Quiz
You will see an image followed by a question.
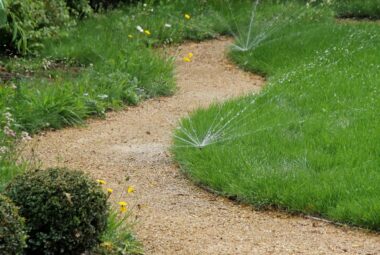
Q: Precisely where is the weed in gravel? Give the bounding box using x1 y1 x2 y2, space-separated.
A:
96 179 142 255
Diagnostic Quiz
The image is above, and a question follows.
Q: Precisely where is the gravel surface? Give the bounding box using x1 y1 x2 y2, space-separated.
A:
25 38 380 255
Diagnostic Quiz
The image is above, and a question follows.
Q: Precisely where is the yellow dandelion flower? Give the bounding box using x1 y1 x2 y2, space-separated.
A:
188 52 193 58
128 34 133 38
184 14 191 20
96 179 106 185
118 201 128 213
144 30 151 36
107 188 113 194
183 57 191 63
127 186 135 193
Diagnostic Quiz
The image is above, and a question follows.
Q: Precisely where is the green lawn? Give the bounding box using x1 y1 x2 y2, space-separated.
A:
173 2 380 231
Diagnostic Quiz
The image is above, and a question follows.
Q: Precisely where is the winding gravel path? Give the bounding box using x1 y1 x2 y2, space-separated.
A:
27 38 380 254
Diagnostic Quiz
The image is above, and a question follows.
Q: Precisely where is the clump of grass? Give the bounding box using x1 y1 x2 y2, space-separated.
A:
173 2 380 231
95 179 142 255
0 109 30 190
97 210 143 255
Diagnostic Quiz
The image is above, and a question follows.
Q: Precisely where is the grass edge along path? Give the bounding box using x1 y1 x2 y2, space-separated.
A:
173 2 380 231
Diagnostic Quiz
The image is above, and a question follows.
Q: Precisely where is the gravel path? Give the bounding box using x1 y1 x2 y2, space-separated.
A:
26 38 380 255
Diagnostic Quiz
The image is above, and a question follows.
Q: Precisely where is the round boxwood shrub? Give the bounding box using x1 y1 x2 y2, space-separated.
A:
5 168 108 255
0 194 27 255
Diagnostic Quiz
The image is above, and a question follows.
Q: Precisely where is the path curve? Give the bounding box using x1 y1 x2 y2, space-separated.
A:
27 38 380 255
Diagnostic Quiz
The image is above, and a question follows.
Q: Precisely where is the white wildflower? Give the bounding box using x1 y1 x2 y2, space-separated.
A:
3 126 16 137
165 23 172 28
97 94 109 100
136 25 144 33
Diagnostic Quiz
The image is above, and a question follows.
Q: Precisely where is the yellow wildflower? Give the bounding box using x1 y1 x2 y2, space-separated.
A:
184 14 191 20
144 30 151 36
188 52 193 58
127 186 135 193
100 241 113 250
107 188 113 194
128 34 133 38
118 201 128 213
96 179 106 185
183 57 191 63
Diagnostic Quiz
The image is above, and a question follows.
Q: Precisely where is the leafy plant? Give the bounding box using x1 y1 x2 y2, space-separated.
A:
96 209 143 255
0 194 27 255
0 109 29 191
0 0 6 27
0 0 77 54
65 0 93 18
5 168 109 254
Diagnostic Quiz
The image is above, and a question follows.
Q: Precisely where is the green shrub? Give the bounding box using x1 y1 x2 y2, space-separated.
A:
0 0 74 54
5 168 109 254
0 194 27 255
43 0 71 27
0 0 46 53
65 0 92 18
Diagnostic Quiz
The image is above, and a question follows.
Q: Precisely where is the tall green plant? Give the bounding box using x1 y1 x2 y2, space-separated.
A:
0 0 75 54
0 0 6 27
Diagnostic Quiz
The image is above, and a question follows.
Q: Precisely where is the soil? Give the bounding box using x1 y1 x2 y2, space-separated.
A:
25 37 380 255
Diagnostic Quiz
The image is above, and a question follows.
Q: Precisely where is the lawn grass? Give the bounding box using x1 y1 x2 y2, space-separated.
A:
173 2 380 231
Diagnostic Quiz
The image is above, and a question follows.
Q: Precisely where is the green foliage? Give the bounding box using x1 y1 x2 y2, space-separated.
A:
89 0 141 11
5 168 109 254
0 0 6 27
0 137 25 192
0 0 74 54
65 0 93 18
0 109 27 192
0 0 45 53
43 0 72 27
0 194 27 255
173 3 380 231
96 210 143 255
333 0 380 19
0 1 227 134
